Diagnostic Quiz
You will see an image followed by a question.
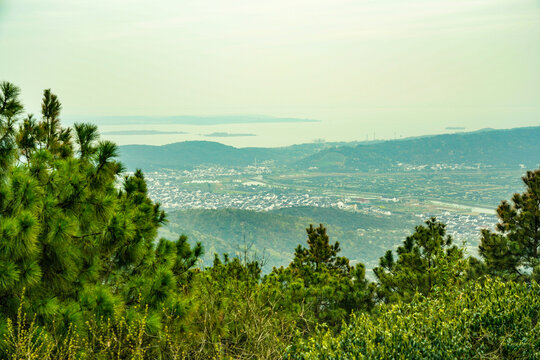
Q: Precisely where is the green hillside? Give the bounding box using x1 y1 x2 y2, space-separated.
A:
300 127 540 171
162 206 418 271
119 141 331 170
119 127 540 171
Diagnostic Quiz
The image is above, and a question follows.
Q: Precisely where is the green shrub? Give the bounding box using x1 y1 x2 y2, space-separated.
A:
288 278 540 360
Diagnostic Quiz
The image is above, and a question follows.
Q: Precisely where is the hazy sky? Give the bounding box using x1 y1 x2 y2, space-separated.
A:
1 0 540 145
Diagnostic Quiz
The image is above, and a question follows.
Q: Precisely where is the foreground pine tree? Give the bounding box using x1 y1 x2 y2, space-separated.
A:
479 168 540 280
0 82 202 357
265 224 374 331
373 217 465 303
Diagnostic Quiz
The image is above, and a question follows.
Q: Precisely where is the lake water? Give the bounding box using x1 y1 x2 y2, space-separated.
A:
64 106 540 148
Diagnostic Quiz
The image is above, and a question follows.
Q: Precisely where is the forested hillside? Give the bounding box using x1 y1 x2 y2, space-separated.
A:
301 127 540 171
118 127 540 171
162 206 416 270
119 141 331 170
1 83 539 359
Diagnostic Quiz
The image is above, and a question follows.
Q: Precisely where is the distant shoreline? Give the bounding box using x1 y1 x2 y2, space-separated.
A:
65 115 320 126
204 132 256 137
102 130 188 135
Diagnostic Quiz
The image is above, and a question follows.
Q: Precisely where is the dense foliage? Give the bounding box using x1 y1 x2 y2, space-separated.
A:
479 169 540 280
0 82 203 358
184 254 296 359
287 278 540 359
374 218 465 303
1 82 539 359
266 224 373 331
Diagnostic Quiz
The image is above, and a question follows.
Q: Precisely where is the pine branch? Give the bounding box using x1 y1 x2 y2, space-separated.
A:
72 232 103 239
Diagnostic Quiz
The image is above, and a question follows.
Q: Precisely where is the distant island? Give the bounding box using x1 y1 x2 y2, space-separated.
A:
102 130 187 135
65 115 319 126
204 132 256 137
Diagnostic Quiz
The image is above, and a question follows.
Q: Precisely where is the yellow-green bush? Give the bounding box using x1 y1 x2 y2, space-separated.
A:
288 278 540 360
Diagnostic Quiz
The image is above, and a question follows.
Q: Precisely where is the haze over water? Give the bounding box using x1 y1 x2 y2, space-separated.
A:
67 106 540 148
2 0 540 147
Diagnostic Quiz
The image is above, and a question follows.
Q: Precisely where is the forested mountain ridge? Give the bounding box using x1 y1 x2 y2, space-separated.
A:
118 126 540 171
119 141 334 170
300 126 540 171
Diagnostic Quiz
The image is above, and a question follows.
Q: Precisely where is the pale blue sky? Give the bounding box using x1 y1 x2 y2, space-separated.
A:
1 0 539 145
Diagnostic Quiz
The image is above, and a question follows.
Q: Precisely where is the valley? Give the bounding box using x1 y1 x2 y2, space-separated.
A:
128 129 540 275
116 127 540 272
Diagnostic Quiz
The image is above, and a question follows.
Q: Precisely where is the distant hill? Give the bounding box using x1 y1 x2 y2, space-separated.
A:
299 126 540 171
119 127 540 171
121 141 268 170
119 141 339 170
